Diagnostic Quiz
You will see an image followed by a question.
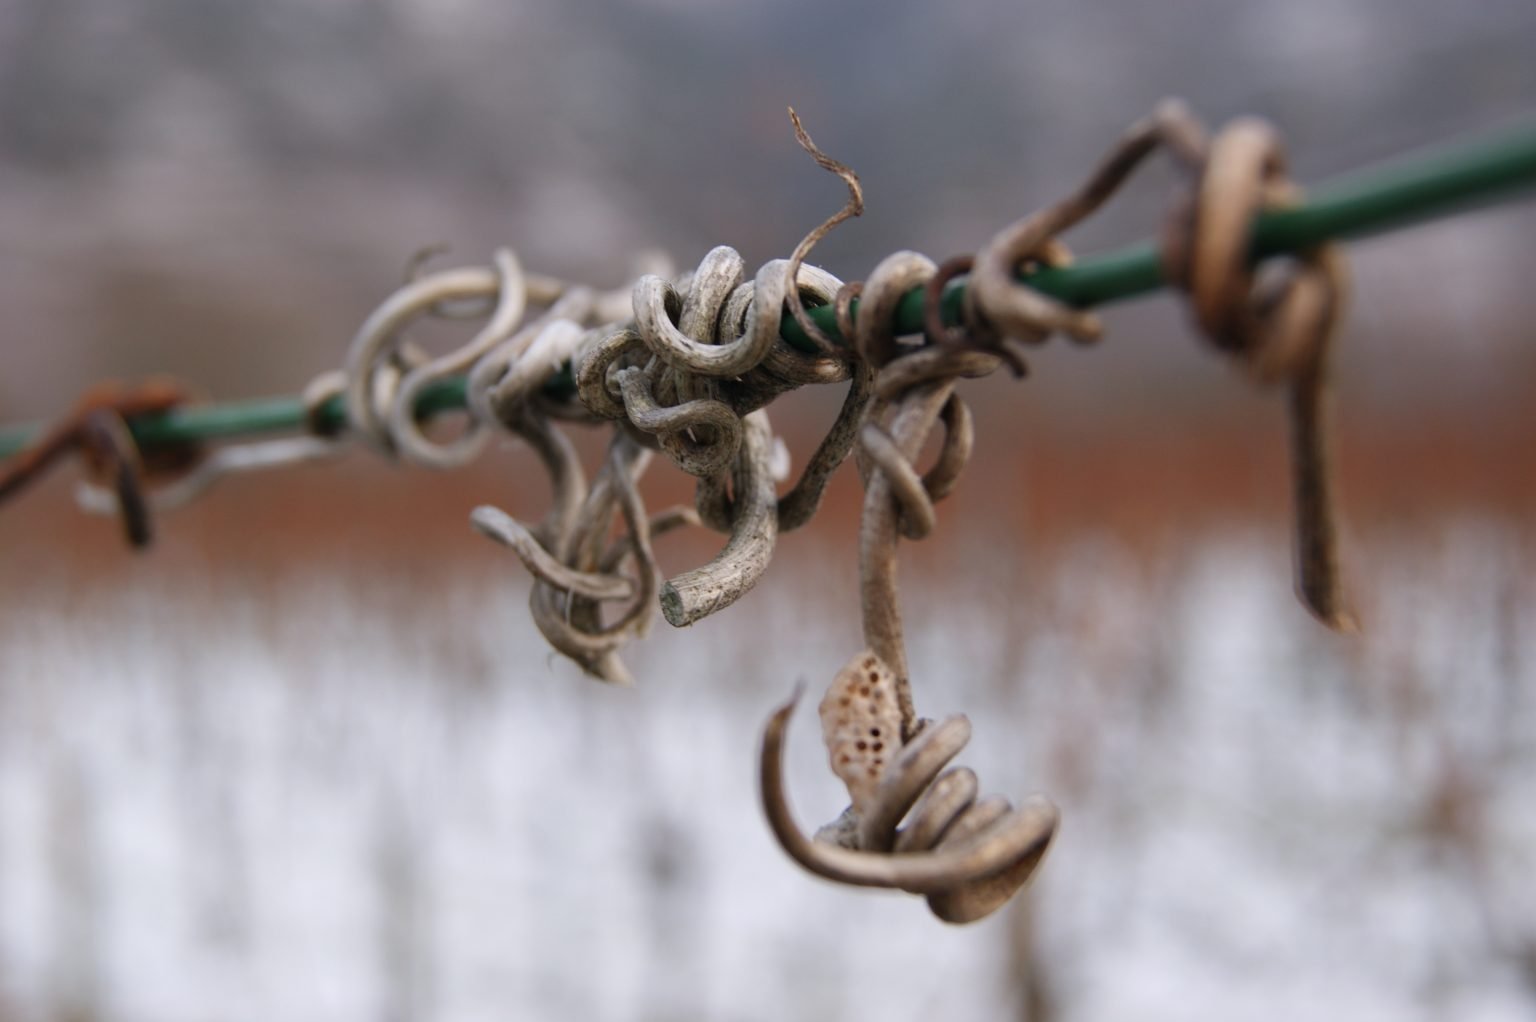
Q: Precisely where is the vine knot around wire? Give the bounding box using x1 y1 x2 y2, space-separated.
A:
0 100 1365 925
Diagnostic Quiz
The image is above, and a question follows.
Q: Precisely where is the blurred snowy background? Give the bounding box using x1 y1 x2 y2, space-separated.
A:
3 1 1536 1020
3 526 1535 1022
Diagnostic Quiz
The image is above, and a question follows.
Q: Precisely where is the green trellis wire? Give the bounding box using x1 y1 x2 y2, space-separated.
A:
3 118 1536 462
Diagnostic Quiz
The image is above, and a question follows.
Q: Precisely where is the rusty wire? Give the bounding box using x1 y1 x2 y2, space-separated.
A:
0 379 198 547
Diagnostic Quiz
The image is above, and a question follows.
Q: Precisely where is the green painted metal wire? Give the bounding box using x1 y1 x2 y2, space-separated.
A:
3 117 1535 461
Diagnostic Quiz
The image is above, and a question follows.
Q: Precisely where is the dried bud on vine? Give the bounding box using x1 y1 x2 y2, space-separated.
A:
818 649 903 816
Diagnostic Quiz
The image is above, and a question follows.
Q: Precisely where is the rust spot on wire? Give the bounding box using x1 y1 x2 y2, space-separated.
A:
0 379 198 548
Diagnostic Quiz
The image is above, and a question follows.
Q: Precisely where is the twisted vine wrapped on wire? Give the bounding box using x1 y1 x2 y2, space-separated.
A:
1 101 1361 923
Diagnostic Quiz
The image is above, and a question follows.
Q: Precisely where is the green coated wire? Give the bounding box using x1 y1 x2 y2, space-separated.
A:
3 117 1535 461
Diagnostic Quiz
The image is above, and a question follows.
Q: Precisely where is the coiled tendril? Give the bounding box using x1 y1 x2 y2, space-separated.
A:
761 233 1060 923
969 99 1354 628
762 657 1059 924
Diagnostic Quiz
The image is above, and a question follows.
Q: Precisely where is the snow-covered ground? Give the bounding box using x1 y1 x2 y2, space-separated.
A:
1 520 1533 1021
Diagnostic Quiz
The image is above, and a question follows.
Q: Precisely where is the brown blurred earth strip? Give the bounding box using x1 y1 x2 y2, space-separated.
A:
2 403 1532 586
